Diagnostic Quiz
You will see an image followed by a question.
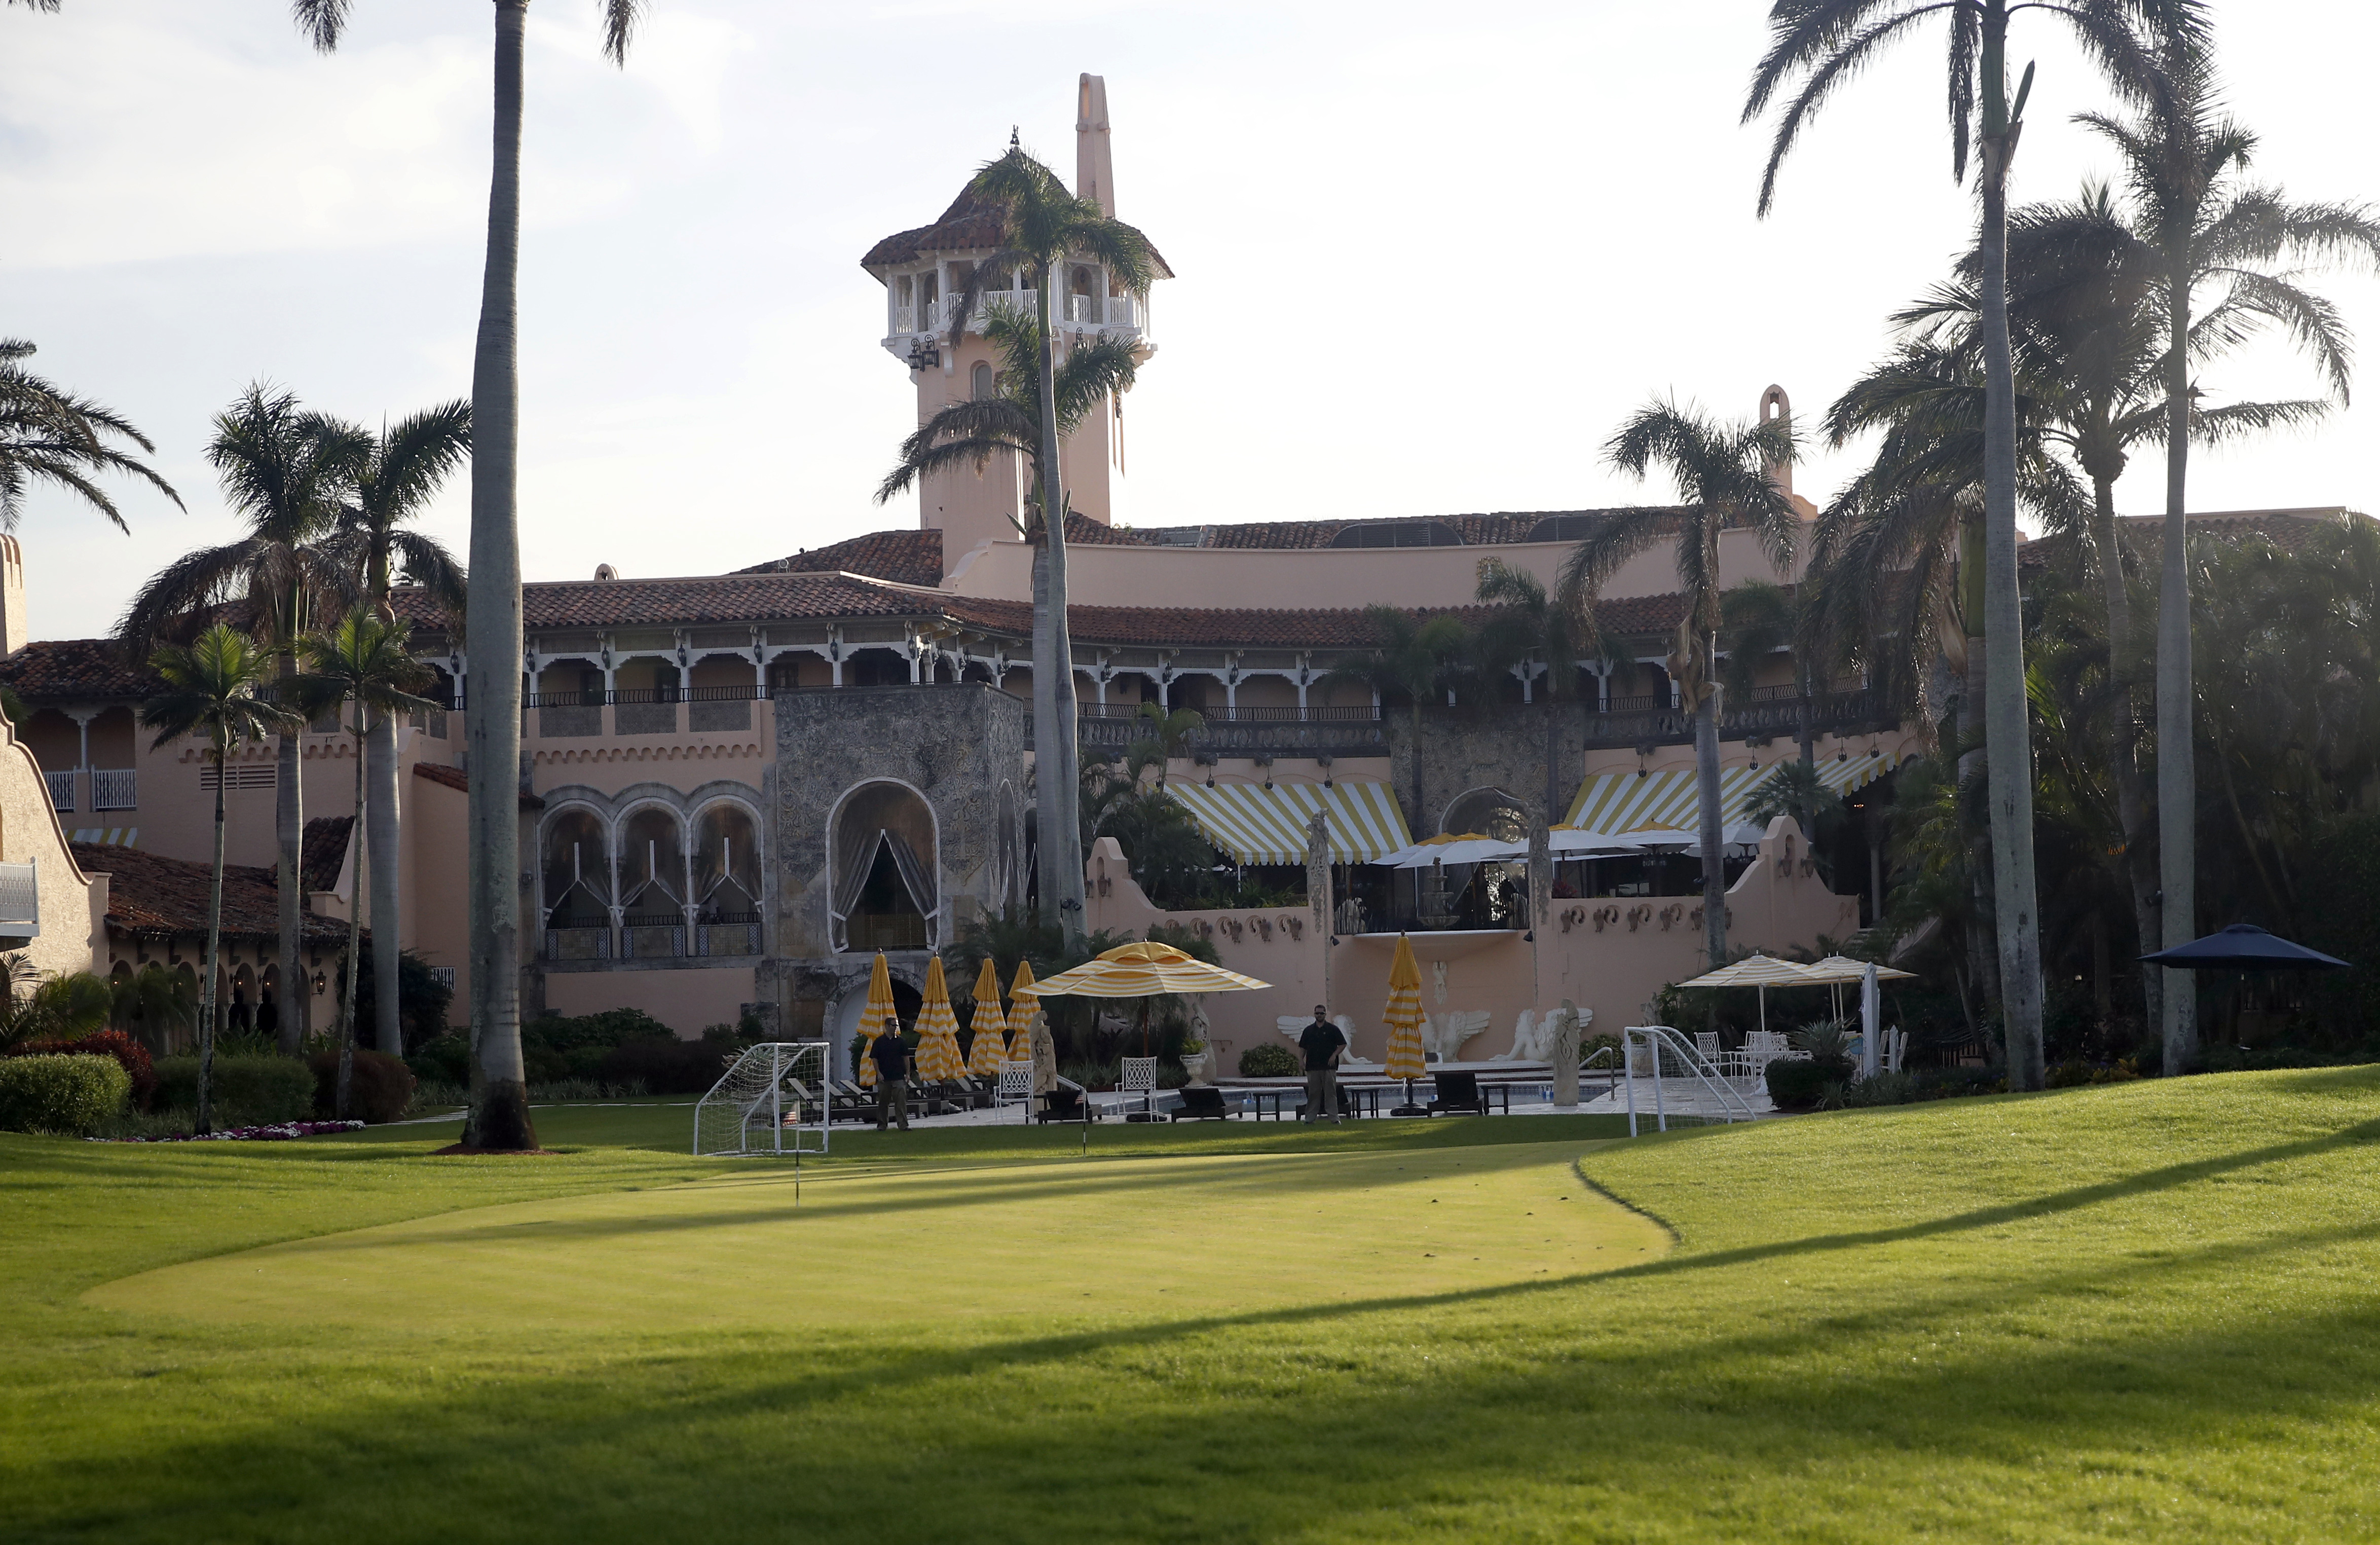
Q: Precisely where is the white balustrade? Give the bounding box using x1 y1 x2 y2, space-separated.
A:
91 769 137 811
43 770 73 811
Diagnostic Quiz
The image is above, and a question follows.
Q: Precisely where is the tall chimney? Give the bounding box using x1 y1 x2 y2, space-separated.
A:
1076 73 1115 216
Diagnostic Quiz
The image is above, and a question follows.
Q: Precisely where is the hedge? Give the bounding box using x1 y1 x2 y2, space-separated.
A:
0 1053 132 1135
153 1054 317 1127
1237 1042 1298 1078
307 1049 419 1124
9 1030 157 1110
1765 1056 1854 1112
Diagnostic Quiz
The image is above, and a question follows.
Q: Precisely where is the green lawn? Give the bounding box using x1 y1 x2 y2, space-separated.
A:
6 1073 2378 1541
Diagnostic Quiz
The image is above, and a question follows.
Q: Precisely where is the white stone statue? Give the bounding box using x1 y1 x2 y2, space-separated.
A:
1421 1010 1491 1063
1026 1010 1058 1095
1548 999 1588 1107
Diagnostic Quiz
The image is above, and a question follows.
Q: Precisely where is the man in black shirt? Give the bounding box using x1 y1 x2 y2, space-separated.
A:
1297 1004 1347 1123
870 1025 912 1132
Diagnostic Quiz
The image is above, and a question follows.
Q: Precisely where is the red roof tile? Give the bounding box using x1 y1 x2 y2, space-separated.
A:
2019 507 2368 572
0 638 160 703
861 167 1172 277
72 842 351 945
732 528 944 586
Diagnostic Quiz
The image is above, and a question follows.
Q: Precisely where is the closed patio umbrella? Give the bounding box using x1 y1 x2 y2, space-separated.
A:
855 951 898 1088
913 956 968 1084
1382 932 1426 1114
965 957 1010 1077
1007 959 1042 1062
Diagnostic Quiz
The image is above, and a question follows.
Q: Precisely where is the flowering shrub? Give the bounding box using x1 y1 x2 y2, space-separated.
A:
102 1119 365 1143
8 1031 157 1109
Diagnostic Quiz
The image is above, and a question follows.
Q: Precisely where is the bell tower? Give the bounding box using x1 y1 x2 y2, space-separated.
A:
859 76 1169 575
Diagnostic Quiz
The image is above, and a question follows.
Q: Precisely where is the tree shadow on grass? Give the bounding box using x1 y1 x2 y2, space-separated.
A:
25 1209 2380 1544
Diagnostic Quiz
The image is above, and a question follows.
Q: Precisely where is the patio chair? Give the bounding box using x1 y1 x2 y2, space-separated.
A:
1426 1070 1486 1116
1692 1030 1722 1067
826 1081 880 1124
1170 1086 1233 1121
1119 1056 1160 1122
1036 1076 1094 1123
993 1060 1034 1118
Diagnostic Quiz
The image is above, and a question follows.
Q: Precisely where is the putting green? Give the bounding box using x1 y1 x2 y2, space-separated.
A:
86 1141 1666 1334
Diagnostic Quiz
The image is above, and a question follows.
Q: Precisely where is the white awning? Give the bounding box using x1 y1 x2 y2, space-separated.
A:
1563 751 1901 847
1163 780 1414 865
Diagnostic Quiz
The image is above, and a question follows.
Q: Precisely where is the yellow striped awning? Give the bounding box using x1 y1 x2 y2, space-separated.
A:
1564 751 1901 839
1163 780 1414 865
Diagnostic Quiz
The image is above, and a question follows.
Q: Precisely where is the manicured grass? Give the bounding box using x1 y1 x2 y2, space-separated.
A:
6 1071 2378 1541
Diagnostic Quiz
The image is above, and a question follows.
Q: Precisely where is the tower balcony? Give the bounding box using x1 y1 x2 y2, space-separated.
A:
881 290 1147 360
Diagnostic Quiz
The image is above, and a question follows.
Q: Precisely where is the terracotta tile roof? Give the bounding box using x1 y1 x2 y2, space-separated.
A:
0 638 160 704
412 759 547 810
2019 507 2368 573
731 528 945 586
71 842 351 945
861 169 1172 277
390 571 950 633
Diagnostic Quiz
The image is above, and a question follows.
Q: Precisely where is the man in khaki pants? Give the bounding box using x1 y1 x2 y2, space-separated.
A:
1297 1004 1347 1123
870 1025 912 1132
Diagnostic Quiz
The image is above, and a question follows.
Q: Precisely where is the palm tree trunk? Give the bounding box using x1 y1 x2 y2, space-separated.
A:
2093 473 2162 1033
1959 514 2000 1015
1029 535 1058 925
274 664 305 1056
460 0 536 1151
200 754 227 1136
2155 257 2198 1074
1034 266 1087 943
1976 28 2046 1093
367 709 403 1055
1695 681 1726 968
337 724 365 1119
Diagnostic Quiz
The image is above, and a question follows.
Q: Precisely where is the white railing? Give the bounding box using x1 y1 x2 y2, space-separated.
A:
890 290 1141 339
1622 1025 1759 1134
91 769 137 811
43 770 73 812
0 858 38 936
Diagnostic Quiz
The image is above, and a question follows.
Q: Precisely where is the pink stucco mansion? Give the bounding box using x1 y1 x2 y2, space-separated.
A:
2 76 1925 1066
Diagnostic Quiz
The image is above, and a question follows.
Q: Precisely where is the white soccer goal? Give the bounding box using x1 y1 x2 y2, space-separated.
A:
694 1041 832 1157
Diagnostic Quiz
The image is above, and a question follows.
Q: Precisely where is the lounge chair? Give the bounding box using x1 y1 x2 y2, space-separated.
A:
1427 1070 1486 1116
1169 1086 1233 1121
1036 1086 1093 1123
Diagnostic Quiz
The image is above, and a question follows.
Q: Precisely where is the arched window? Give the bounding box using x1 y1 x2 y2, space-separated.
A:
830 781 938 952
541 808 612 930
693 803 760 922
1442 787 1528 843
971 360 995 400
619 807 686 925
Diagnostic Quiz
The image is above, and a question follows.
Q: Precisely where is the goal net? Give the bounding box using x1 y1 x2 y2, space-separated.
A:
694 1041 833 1157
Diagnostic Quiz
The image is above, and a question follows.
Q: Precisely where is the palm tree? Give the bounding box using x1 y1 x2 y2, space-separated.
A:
1123 702 1204 787
330 402 470 1058
1323 606 1474 832
294 608 438 1118
1564 400 1799 969
118 384 369 1057
1745 0 2201 1089
938 145 1157 942
1 339 181 531
2069 50 2380 1073
1472 560 1586 824
110 963 198 1058
877 308 1140 513
293 0 646 1151
139 626 301 1135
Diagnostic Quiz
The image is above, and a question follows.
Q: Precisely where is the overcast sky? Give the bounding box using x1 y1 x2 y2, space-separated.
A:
6 2 2375 642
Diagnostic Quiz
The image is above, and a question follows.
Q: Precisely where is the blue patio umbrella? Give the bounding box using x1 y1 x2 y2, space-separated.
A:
2139 924 2350 971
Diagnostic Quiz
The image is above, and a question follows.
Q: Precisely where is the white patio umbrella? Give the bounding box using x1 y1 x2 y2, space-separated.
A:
1798 955 1918 1025
1375 832 1521 868
1671 953 1825 1037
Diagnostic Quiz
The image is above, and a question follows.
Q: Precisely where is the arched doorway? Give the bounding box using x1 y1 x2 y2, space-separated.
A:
830 781 938 952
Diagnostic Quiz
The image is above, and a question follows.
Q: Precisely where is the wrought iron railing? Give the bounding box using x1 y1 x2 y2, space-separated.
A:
91 769 137 811
43 770 73 812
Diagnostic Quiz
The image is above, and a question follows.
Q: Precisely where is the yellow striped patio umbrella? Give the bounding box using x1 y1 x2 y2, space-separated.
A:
1031 940 1271 998
855 950 898 1088
912 955 968 1083
1383 933 1427 1109
1007 960 1042 1061
965 956 1010 1077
